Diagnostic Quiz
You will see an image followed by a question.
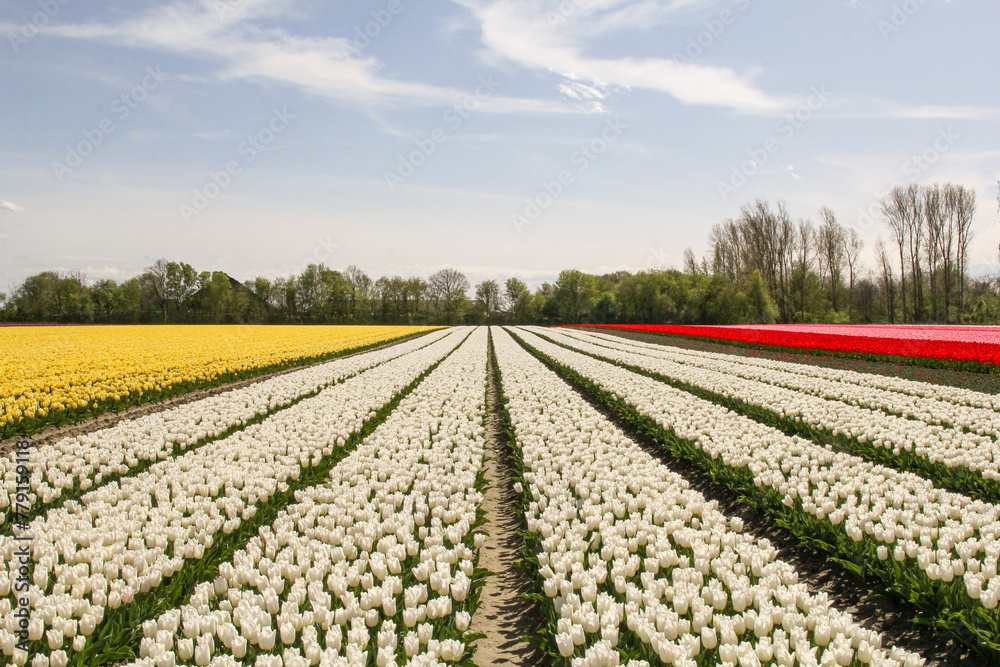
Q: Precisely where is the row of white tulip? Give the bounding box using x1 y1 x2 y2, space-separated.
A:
493 328 923 667
116 327 489 667
543 328 1000 482
0 329 453 525
0 329 470 665
574 329 1000 413
561 328 1000 436
512 328 1000 623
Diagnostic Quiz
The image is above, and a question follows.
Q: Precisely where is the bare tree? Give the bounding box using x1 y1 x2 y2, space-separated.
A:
816 207 845 313
842 227 863 322
948 184 977 312
711 200 795 321
876 237 895 323
923 184 944 321
793 219 814 322
775 202 796 322
905 187 925 319
881 185 920 322
682 248 698 275
739 200 779 291
709 220 742 282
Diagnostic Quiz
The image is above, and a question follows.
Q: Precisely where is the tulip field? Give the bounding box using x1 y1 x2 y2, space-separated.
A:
576 324 1000 374
0 325 441 438
7 325 1000 666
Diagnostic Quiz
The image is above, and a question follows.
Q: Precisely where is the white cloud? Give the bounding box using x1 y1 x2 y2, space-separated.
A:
559 80 607 102
0 200 28 212
819 96 1000 121
40 0 587 115
450 0 789 113
885 105 1000 121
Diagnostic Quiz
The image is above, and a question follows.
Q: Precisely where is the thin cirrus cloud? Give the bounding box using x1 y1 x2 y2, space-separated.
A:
450 0 792 114
815 95 1000 121
0 201 28 212
38 0 590 116
883 104 1000 121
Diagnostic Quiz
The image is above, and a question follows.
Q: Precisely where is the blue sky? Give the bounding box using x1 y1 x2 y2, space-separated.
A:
1 0 998 290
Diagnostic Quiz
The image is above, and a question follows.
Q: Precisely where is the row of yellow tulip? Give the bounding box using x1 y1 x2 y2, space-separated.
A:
0 325 440 437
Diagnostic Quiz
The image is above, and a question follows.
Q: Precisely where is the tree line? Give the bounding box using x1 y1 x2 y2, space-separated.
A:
705 182 990 324
0 261 782 326
1 182 996 326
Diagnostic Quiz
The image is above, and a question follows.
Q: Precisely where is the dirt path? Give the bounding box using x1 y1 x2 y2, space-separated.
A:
0 332 433 458
470 341 547 666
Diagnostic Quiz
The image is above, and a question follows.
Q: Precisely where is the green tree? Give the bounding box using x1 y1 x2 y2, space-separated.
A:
503 277 532 324
428 268 470 324
165 261 200 321
475 280 501 324
553 270 598 323
742 269 779 323
91 279 119 322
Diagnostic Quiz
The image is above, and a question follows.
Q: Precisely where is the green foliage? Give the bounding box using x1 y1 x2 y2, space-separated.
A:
552 270 599 323
2 241 995 325
741 269 778 324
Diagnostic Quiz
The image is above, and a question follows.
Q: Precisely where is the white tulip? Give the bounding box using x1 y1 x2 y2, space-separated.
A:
102 331 491 667
0 330 472 658
492 328 924 667
516 326 1000 622
404 632 419 657
0 329 458 518
177 638 194 661
551 328 1000 489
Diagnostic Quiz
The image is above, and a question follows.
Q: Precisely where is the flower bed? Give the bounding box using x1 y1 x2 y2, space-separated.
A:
494 328 924 667
514 326 1000 659
571 324 1000 373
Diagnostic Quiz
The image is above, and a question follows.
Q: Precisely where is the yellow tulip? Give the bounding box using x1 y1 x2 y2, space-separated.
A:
2 325 440 433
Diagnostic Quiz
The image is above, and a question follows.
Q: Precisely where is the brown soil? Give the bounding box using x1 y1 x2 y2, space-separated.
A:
0 332 432 458
470 344 548 667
